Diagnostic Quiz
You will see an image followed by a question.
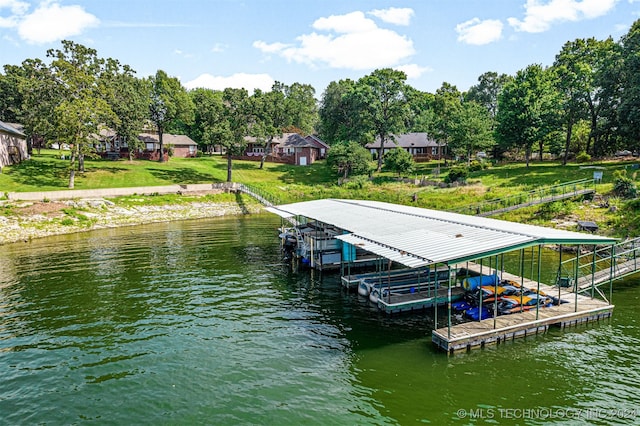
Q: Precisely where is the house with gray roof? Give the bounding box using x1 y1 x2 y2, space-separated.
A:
365 132 447 162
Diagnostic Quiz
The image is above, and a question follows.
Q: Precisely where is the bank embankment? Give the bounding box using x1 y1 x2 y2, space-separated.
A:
0 197 263 245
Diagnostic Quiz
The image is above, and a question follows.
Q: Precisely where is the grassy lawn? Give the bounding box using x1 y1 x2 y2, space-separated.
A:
1 150 638 236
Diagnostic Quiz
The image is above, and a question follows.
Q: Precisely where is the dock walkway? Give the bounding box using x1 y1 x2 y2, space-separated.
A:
432 266 614 353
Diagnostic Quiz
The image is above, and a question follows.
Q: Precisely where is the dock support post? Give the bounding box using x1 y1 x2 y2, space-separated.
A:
447 265 452 339
558 245 563 304
574 244 580 312
591 245 596 299
536 245 542 320
609 244 615 304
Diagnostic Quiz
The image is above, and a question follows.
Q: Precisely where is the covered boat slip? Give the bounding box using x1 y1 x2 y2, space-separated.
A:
432 268 614 353
267 199 618 351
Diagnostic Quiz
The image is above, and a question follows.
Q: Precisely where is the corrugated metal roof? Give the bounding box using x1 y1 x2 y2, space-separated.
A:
266 199 617 266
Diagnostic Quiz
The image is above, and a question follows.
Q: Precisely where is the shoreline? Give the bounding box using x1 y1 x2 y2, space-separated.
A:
0 198 264 246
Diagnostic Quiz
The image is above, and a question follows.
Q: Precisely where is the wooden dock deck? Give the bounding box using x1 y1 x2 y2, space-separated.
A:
432 266 614 353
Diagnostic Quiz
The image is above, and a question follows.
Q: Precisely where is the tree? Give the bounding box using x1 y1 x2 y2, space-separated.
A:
221 87 251 182
283 82 318 135
102 59 150 161
0 65 25 123
495 65 561 166
326 141 372 179
148 70 194 162
465 71 511 127
45 41 119 187
355 68 410 171
250 85 287 169
383 147 414 177
449 101 494 164
432 82 463 163
318 79 362 144
19 58 62 154
619 19 640 151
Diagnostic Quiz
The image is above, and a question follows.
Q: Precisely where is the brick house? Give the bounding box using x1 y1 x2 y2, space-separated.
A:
241 133 329 166
365 132 447 162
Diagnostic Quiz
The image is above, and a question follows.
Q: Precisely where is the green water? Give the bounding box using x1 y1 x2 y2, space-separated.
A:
1 214 638 425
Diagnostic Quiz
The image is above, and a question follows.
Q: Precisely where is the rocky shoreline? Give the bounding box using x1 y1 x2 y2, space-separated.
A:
0 198 264 245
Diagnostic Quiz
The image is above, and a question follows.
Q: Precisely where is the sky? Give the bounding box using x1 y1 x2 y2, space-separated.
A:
1 0 639 96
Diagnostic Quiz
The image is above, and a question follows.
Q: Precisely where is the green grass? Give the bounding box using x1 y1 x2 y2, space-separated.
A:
1 150 638 236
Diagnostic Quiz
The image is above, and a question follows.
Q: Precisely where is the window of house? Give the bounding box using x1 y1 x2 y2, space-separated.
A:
252 147 264 153
146 143 155 151
431 147 438 155
189 145 196 154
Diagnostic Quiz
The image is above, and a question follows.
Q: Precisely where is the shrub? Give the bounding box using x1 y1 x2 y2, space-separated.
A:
612 170 638 199
343 175 369 190
575 151 591 163
445 165 469 183
468 160 487 172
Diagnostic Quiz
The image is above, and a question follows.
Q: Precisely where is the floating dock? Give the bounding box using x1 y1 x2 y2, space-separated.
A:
432 271 614 353
378 286 465 314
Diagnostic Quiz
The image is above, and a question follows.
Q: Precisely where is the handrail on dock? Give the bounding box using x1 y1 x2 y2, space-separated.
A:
458 178 596 216
556 236 640 293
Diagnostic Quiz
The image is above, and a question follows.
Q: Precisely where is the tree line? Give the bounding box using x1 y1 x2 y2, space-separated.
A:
1 20 639 186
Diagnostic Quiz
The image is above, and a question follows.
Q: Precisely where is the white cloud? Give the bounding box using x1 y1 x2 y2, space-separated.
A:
183 72 275 93
313 11 377 33
456 18 504 45
368 7 414 26
395 64 432 79
211 42 227 53
0 0 29 28
508 0 618 33
254 10 415 70
17 1 99 44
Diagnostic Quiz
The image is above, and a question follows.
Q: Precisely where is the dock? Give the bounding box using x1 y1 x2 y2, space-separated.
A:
378 286 465 314
431 270 614 353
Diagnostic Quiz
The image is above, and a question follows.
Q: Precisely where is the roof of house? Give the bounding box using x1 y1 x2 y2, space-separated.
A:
305 135 330 149
267 199 617 268
365 132 441 149
0 120 25 137
245 132 323 149
138 133 198 146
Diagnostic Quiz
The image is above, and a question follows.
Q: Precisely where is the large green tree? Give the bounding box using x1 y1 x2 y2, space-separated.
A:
221 87 252 182
495 64 561 166
448 101 494 163
250 85 287 169
148 70 194 162
465 71 511 128
46 41 119 187
355 68 410 172
431 82 463 164
318 79 362 145
102 59 150 160
619 20 640 151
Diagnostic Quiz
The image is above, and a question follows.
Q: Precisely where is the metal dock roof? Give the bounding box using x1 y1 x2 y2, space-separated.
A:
266 199 617 267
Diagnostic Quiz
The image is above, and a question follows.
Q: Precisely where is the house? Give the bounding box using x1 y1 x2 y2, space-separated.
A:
365 132 447 162
241 133 328 166
95 129 198 160
138 133 199 158
0 120 28 168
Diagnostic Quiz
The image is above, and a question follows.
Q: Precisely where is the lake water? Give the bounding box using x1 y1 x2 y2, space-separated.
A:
1 214 638 425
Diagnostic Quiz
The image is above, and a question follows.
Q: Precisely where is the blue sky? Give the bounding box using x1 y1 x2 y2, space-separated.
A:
1 0 638 96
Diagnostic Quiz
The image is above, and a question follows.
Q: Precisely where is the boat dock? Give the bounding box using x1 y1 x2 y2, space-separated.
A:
432 273 614 353
266 199 630 353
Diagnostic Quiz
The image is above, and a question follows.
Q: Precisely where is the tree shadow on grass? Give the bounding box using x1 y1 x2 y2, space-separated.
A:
147 167 218 184
7 159 70 188
271 162 334 185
